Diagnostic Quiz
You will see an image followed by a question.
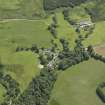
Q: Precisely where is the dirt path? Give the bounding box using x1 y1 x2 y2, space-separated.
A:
0 19 44 23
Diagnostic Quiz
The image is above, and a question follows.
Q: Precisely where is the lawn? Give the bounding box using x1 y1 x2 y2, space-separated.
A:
48 59 105 105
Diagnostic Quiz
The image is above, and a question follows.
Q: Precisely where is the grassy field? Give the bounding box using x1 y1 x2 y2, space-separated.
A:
0 20 53 48
0 0 45 19
56 13 77 47
48 59 105 105
46 12 77 48
84 21 105 46
0 0 20 9
3 51 40 91
68 6 91 23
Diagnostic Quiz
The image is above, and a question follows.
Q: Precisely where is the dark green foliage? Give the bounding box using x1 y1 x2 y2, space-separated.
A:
58 36 90 70
14 68 57 105
87 45 94 55
0 73 20 105
44 0 87 10
48 15 58 38
16 44 39 53
52 15 58 25
60 38 70 52
85 0 105 22
63 8 69 20
96 82 105 103
87 45 105 63
31 44 39 53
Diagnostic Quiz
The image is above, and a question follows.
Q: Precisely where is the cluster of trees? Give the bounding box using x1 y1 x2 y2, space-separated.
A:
16 44 39 53
44 0 87 10
13 68 57 105
0 73 20 105
63 8 76 26
87 45 105 63
63 8 69 21
58 36 90 70
39 53 49 65
96 82 105 103
85 0 105 22
48 15 58 38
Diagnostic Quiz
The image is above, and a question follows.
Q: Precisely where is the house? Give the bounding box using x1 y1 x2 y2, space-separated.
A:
77 20 94 28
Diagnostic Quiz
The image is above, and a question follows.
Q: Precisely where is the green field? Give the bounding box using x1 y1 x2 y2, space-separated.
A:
84 21 105 46
0 20 53 48
0 0 45 19
56 13 77 47
3 51 40 91
48 59 105 105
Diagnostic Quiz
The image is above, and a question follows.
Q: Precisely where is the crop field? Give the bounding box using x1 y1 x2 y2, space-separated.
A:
48 59 105 105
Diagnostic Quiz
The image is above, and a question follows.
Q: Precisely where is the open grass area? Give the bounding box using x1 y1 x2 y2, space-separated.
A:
56 13 77 47
3 51 40 91
69 6 91 23
0 0 20 9
48 59 105 105
0 0 45 19
84 21 105 46
0 20 53 48
46 12 77 48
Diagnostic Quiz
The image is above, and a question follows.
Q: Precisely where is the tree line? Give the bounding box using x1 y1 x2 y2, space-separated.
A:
44 0 87 10
0 72 20 105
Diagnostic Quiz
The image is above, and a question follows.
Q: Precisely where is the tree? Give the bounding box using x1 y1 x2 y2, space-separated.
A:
31 44 39 53
52 14 58 25
63 8 69 20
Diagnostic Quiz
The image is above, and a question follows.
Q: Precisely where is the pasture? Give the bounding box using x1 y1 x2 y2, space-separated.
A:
48 59 105 105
